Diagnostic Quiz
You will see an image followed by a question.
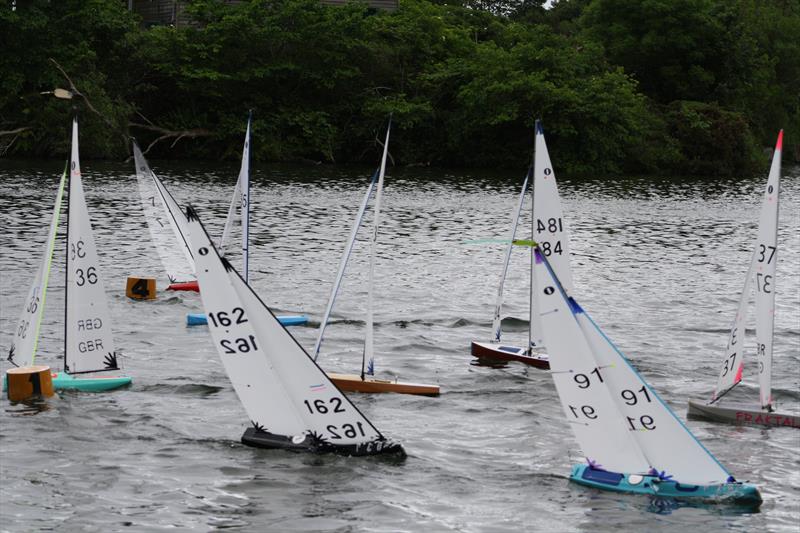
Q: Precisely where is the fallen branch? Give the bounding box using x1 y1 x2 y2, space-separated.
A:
0 127 32 137
0 127 32 156
129 122 212 154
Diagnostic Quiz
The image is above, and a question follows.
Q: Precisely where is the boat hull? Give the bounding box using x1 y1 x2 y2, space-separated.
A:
570 464 761 505
687 399 799 428
470 341 550 369
167 280 199 292
186 313 308 327
327 372 440 396
52 372 132 392
241 427 406 457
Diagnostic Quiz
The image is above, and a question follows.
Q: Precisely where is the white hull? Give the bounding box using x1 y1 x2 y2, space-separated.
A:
687 399 799 428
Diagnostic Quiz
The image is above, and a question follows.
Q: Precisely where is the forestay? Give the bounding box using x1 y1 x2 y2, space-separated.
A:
65 119 119 374
219 113 252 281
754 131 781 410
8 167 67 368
535 247 732 484
313 171 378 360
133 141 195 283
187 207 385 446
491 169 530 343
364 122 392 377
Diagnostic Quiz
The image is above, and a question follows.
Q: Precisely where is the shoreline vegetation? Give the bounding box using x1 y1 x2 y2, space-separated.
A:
1 0 797 177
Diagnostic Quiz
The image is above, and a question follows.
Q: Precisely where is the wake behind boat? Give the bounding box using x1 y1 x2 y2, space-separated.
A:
532 245 760 505
471 120 574 369
185 205 404 457
688 130 798 429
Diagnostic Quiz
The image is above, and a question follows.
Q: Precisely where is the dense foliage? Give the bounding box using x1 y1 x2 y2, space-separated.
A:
1 0 797 176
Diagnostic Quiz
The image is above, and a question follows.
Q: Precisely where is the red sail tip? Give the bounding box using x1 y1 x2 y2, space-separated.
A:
776 130 783 151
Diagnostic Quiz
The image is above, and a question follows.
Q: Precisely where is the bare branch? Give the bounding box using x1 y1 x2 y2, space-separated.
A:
0 127 31 137
130 122 212 155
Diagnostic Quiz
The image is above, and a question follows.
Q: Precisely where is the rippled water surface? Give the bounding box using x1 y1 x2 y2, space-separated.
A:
1 158 799 531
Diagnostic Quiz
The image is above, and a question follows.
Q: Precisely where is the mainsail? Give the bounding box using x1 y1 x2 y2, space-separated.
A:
8 166 67 368
219 113 252 281
754 130 781 410
65 118 119 374
491 168 530 343
313 171 378 360
186 206 385 447
133 141 195 283
534 247 733 484
363 121 392 377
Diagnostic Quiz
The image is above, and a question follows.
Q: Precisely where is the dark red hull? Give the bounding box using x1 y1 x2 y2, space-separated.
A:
167 280 199 292
470 341 550 369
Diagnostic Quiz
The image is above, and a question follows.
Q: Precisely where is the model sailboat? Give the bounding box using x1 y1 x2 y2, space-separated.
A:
532 245 760 503
7 118 132 392
182 113 307 327
184 205 404 456
472 120 573 368
688 131 798 428
314 121 439 396
133 141 196 290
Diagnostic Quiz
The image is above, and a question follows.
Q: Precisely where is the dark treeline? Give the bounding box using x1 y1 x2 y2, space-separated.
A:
1 0 798 176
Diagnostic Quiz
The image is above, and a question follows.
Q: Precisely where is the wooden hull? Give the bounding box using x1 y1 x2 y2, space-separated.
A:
327 373 439 396
470 341 550 369
687 399 800 428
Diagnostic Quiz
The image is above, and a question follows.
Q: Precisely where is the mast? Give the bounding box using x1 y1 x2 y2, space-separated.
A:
528 128 537 353
243 110 252 283
313 171 378 361
490 168 530 343
64 119 74 374
363 118 392 379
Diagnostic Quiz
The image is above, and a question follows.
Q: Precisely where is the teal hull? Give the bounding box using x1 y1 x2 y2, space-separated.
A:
187 313 308 327
52 372 132 392
570 464 761 505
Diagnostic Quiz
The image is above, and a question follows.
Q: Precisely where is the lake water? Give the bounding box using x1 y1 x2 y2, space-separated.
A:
1 159 798 531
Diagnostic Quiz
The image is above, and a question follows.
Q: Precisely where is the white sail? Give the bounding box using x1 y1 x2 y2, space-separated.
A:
133 141 195 283
533 249 650 474
313 171 377 360
219 115 252 280
573 307 731 484
712 251 755 401
8 167 67 368
535 247 733 483
532 121 574 293
491 169 530 342
186 207 384 446
364 123 391 376
65 118 119 373
754 131 782 410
